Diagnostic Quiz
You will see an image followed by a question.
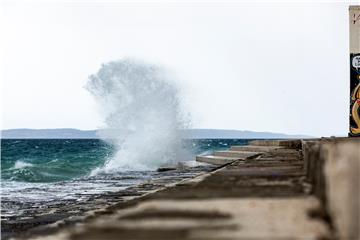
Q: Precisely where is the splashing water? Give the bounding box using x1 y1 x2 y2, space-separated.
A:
13 161 34 169
87 59 188 173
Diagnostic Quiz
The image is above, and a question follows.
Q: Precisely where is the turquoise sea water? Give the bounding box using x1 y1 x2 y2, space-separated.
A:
1 139 250 183
1 139 113 182
1 138 250 221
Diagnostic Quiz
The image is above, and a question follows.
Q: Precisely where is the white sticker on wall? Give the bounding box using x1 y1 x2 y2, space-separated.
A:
353 55 360 69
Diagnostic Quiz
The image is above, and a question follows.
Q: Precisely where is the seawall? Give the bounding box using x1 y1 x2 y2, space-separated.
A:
16 138 360 240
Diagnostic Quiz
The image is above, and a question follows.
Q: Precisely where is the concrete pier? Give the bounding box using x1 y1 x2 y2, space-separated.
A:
16 138 360 240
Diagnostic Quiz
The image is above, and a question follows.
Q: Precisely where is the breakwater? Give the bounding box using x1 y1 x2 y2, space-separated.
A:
12 138 360 239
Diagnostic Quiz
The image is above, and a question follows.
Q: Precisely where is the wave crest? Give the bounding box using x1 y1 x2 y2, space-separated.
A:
13 161 34 169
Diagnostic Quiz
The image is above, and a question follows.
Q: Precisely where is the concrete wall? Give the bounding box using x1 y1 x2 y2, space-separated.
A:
303 138 360 239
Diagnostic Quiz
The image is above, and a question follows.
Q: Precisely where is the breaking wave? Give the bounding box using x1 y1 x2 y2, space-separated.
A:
13 160 34 169
87 58 188 173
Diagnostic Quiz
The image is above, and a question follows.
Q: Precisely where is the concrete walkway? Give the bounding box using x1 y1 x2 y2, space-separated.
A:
20 139 360 240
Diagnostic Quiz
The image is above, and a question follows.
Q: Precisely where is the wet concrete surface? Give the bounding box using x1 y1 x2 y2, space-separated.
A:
9 139 360 240
2 165 216 240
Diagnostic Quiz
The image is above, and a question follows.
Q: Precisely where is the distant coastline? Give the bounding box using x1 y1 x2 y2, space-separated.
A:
1 128 311 139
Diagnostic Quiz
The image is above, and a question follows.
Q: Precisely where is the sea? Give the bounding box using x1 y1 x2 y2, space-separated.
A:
1 138 251 223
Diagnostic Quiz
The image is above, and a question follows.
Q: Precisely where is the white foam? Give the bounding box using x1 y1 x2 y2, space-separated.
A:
13 161 33 169
87 58 189 173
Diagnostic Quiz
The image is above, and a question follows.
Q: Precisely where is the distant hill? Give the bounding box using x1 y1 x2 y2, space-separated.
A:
180 129 310 139
1 128 97 139
1 128 310 139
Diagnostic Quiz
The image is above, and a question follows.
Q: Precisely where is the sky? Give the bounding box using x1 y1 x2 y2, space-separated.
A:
1 0 358 136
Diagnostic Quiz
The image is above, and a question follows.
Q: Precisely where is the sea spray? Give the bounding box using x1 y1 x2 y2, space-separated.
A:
87 59 188 172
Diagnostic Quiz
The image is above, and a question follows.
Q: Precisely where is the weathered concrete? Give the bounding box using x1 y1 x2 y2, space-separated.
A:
213 150 261 158
53 197 330 240
195 155 238 165
249 139 302 148
196 150 260 165
13 138 360 240
229 145 284 152
320 139 359 239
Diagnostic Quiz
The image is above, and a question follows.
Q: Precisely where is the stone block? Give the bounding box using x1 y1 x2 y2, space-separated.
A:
322 140 360 240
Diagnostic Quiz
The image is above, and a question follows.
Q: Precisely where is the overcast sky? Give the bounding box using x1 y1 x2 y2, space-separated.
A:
1 0 357 136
